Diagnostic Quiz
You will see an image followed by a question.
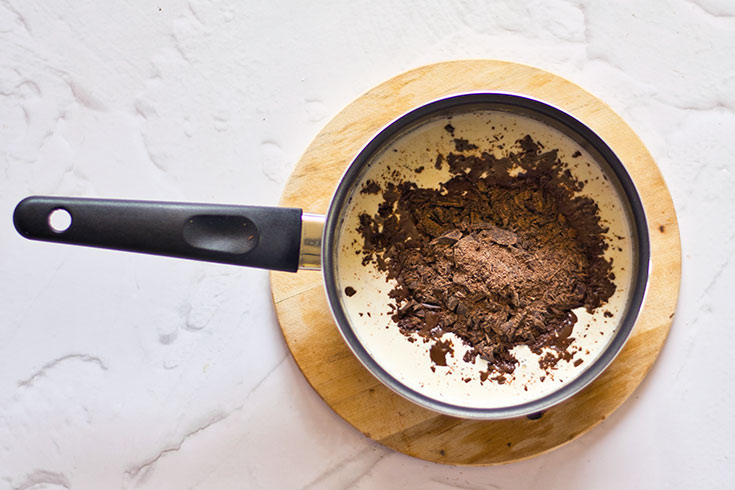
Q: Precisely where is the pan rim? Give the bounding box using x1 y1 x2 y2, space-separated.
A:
322 91 651 420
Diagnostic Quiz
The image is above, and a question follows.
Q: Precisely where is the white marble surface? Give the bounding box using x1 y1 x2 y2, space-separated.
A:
1 1 734 488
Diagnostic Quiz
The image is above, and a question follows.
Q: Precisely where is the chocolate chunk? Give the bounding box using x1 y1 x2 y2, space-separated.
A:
453 138 478 152
475 224 518 246
430 339 453 366
429 229 463 246
361 180 381 195
344 286 357 297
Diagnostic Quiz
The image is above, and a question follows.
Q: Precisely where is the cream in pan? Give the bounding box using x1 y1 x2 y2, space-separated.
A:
336 109 635 409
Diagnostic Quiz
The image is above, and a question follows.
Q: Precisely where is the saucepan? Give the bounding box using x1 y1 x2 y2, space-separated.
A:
13 93 649 419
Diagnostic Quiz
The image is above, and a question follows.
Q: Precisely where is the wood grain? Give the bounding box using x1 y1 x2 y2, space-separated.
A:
270 60 681 465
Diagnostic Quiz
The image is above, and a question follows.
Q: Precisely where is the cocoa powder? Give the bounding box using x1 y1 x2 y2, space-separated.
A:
357 133 616 375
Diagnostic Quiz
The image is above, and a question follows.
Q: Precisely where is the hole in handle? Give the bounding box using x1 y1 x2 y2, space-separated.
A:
48 208 72 233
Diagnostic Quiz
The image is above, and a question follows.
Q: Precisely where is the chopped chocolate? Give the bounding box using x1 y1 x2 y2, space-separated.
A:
344 286 357 297
430 339 454 366
357 133 616 375
361 180 381 195
453 138 478 152
572 150 582 158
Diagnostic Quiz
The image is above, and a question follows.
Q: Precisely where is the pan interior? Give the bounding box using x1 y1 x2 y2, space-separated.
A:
332 103 639 411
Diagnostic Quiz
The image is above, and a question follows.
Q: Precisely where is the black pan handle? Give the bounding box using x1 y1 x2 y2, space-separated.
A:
13 196 303 272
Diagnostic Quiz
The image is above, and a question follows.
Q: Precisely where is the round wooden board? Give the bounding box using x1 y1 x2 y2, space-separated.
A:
270 60 681 465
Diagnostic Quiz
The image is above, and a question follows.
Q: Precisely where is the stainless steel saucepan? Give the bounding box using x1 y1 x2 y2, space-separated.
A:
13 93 650 419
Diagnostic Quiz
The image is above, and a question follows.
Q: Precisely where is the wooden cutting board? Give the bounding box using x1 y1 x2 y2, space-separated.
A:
270 60 681 465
